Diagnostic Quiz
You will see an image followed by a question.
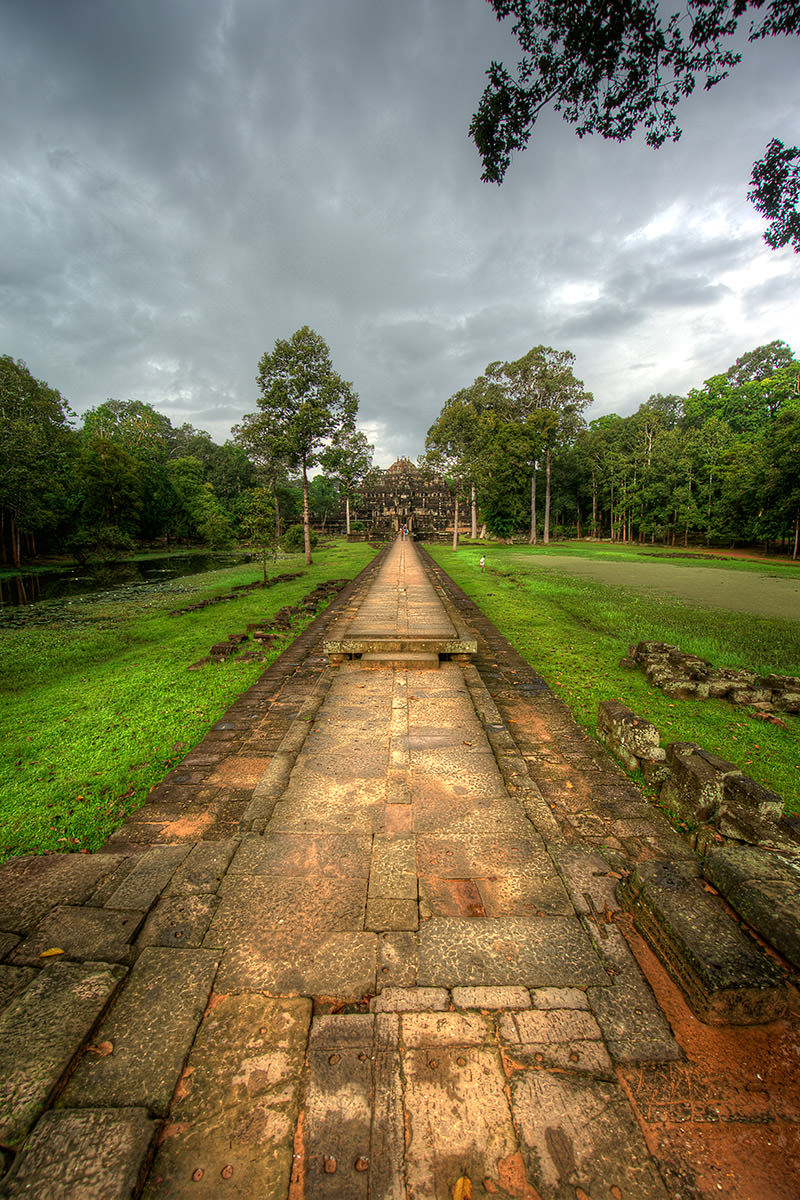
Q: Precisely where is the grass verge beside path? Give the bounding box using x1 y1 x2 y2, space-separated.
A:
428 542 800 815
0 540 379 860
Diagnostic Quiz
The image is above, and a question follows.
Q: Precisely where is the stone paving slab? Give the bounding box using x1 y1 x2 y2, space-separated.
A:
142 994 310 1199
59 948 219 1117
8 905 143 967
209 874 367 933
226 831 373 880
0 960 126 1149
214 930 378 997
102 845 192 911
0 1107 157 1200
165 838 240 895
0 967 37 1019
136 894 219 949
499 1007 614 1077
0 854 128 934
585 920 683 1065
417 915 610 989
509 1071 670 1199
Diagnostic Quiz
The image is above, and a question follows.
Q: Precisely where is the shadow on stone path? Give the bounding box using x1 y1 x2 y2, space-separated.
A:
1 538 798 1199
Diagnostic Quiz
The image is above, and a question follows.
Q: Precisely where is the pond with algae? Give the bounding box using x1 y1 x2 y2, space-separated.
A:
0 552 252 625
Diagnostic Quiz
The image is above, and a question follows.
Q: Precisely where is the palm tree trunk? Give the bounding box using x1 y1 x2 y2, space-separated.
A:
452 494 459 551
471 484 477 539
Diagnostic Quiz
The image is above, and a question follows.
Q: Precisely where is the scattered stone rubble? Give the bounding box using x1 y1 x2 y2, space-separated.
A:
188 580 350 670
621 640 800 713
598 697 800 971
169 571 304 615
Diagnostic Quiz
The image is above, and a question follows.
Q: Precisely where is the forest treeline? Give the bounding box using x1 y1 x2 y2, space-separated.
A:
2 338 799 567
0 356 349 567
425 340 800 557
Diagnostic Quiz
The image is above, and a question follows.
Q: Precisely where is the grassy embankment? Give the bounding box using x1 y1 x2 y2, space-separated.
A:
0 540 379 860
427 541 800 815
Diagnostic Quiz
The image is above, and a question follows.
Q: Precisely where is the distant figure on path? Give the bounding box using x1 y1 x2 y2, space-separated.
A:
479 554 486 572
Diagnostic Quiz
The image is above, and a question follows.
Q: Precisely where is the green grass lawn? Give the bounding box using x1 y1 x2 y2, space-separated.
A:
0 540 379 860
428 540 800 814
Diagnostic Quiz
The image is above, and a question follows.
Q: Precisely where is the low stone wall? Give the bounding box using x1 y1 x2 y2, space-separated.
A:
598 698 800 969
598 698 797 852
621 641 800 714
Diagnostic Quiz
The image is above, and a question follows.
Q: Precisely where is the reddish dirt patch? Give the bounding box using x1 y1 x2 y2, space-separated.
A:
207 756 272 787
154 812 216 841
617 914 800 1200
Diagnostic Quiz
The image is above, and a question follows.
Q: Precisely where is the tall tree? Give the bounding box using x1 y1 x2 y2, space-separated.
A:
425 390 488 549
321 429 374 534
471 1 800 250
502 346 592 543
81 399 175 540
232 410 290 544
78 436 144 553
0 356 76 566
252 327 358 564
240 486 279 583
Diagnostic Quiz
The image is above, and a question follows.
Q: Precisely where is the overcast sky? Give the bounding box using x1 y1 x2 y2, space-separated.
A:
2 1 798 466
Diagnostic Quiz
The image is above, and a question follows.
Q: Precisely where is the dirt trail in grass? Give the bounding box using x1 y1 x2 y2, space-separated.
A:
517 556 800 621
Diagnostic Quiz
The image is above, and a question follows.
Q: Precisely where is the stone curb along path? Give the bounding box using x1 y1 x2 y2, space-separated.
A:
0 537 797 1199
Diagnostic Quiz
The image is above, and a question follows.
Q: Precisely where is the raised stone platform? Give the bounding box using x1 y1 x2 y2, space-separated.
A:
618 860 787 1025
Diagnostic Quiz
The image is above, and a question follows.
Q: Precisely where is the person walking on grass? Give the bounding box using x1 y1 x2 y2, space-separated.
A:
479 554 485 572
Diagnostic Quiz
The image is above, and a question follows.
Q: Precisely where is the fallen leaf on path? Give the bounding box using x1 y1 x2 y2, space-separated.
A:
87 1041 114 1056
39 947 64 957
453 1177 472 1200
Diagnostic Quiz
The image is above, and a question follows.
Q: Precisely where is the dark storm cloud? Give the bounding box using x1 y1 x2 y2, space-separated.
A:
0 1 797 458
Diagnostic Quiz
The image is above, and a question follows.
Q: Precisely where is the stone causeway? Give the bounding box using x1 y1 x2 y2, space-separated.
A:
0 538 798 1199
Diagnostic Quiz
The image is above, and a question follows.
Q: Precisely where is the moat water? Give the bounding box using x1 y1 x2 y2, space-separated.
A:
0 551 251 611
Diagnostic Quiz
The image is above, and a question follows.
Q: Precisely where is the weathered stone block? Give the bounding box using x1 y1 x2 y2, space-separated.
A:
618 860 787 1024
659 743 741 825
716 807 800 853
58 947 219 1116
642 757 670 787
0 960 126 1148
2 1108 157 1200
703 846 800 970
721 774 783 821
8 906 143 967
209 641 236 657
142 996 310 1200
510 1072 671 1199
